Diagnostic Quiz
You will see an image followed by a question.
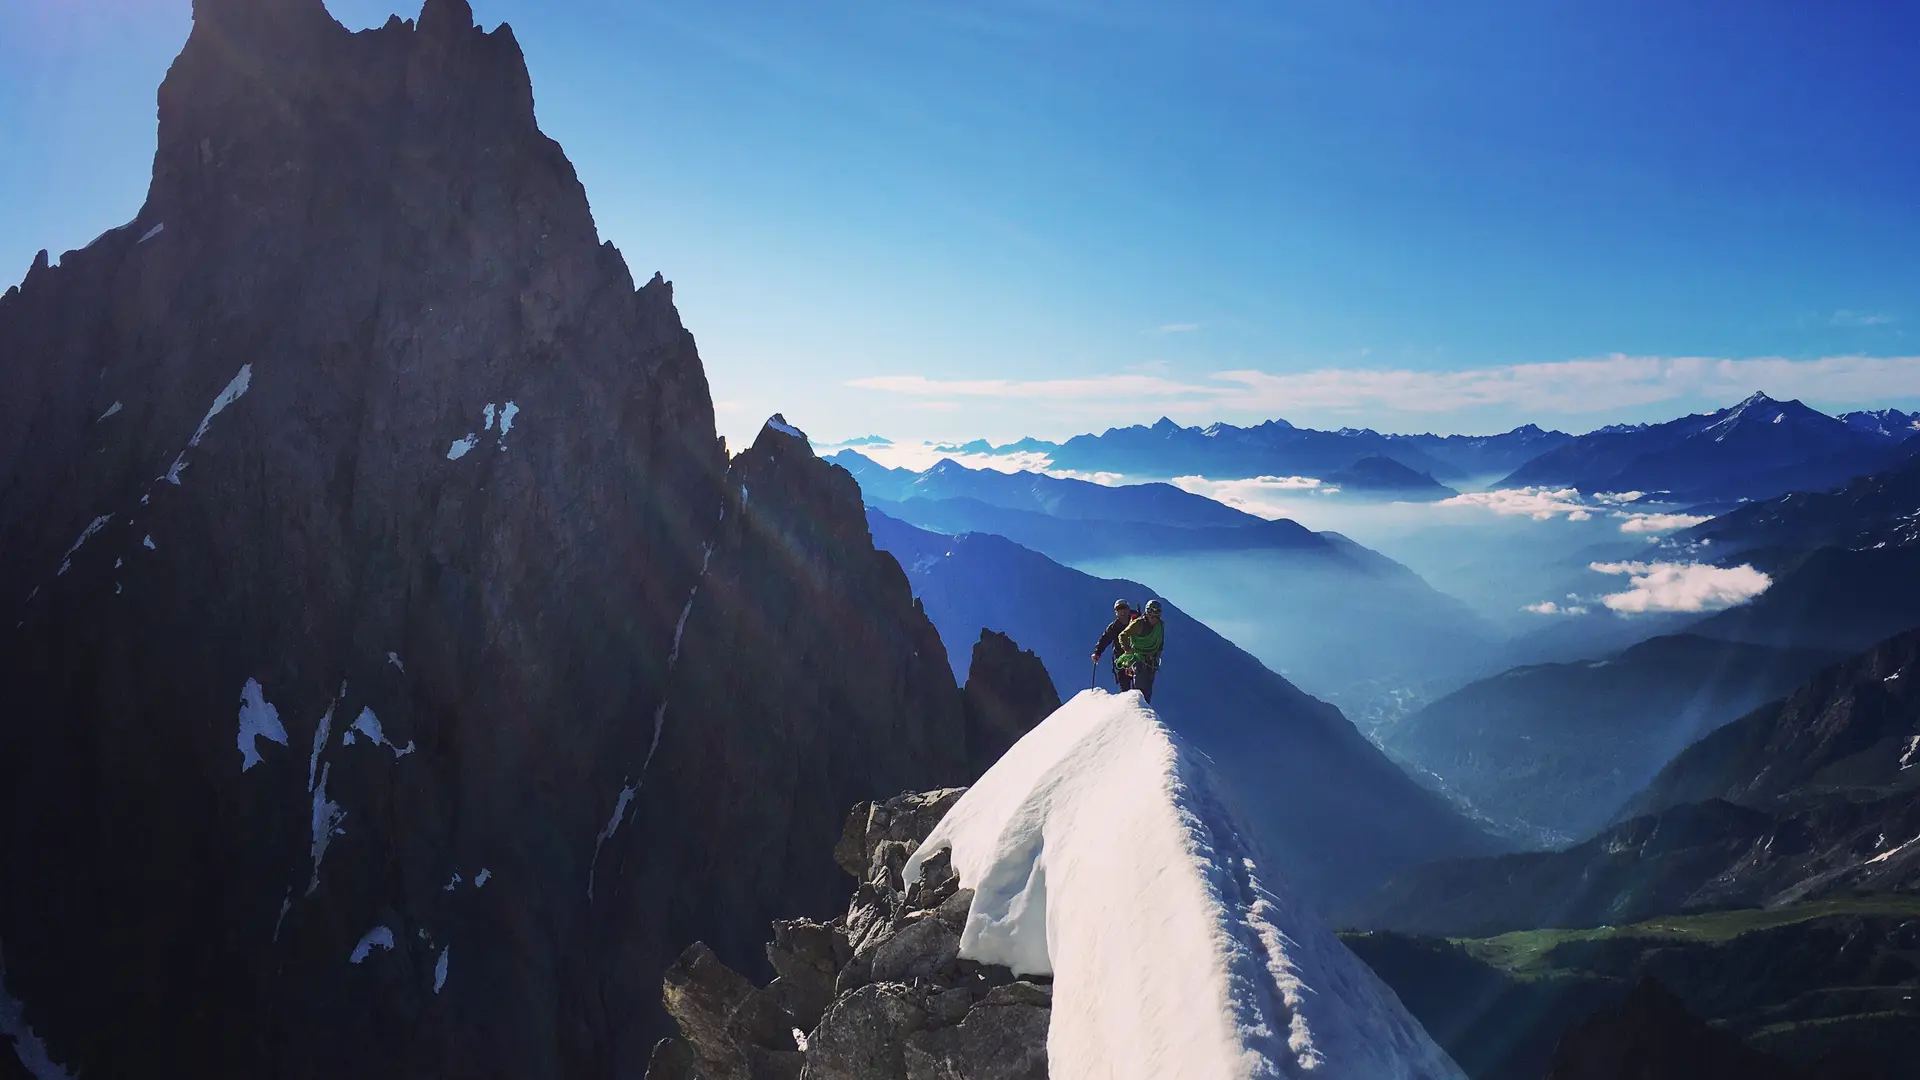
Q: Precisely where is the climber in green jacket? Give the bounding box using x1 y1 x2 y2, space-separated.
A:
1116 599 1166 704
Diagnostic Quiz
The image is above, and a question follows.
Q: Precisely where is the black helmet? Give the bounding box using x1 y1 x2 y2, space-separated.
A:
1144 599 1163 616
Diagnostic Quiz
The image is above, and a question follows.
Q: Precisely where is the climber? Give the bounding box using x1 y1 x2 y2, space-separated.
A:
1092 598 1138 692
1117 599 1166 704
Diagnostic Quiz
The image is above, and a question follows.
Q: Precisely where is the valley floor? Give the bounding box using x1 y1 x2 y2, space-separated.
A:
1346 895 1920 1080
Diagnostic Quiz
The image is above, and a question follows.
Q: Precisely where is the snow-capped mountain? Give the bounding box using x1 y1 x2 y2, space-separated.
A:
1500 391 1905 504
1840 407 1920 441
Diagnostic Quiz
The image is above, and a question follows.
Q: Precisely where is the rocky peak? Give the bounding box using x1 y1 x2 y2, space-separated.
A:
960 629 1061 781
0 1 967 1075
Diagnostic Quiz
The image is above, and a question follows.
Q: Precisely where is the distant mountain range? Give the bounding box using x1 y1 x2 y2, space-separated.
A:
833 450 1373 559
1352 626 1920 938
910 417 1573 483
1842 407 1920 441
829 451 1501 724
864 509 1504 913
831 452 1266 530
844 396 1918 503
1500 392 1916 506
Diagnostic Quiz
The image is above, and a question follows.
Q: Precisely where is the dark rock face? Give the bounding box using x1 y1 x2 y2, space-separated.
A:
1380 633 1845 842
1355 626 1920 938
1543 978 1804 1080
1629 626 1920 816
960 630 1060 781
0 2 964 1076
647 790 1051 1080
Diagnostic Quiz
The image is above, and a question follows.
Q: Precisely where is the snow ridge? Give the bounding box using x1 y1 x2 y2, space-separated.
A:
904 690 1464 1080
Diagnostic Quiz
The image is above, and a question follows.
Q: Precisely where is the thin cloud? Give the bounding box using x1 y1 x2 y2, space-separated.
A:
1590 560 1771 613
848 373 1208 400
847 353 1920 416
1523 601 1589 616
1156 323 1201 334
1832 310 1897 328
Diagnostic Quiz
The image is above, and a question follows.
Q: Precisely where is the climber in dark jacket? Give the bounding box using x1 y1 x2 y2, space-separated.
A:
1092 599 1138 692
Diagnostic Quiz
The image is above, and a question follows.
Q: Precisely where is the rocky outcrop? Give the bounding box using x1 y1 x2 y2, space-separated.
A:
0 1 964 1076
959 630 1059 781
647 790 1051 1080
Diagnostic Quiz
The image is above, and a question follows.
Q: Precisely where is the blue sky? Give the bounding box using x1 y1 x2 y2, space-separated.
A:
6 0 1918 447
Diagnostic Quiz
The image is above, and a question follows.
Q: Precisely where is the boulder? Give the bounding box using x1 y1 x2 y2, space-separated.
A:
649 794 1051 1080
802 984 928 1080
904 1002 1051 1080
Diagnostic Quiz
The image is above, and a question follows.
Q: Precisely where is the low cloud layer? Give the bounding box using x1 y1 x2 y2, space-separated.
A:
1169 475 1338 518
1589 560 1772 613
1438 487 1705 534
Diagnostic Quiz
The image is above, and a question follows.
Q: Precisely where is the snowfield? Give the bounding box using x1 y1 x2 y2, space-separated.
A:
905 689 1464 1080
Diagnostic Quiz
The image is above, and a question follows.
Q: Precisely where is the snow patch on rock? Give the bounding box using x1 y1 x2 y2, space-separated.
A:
497 401 518 444
236 678 289 772
189 365 252 449
474 868 491 888
344 707 415 757
386 652 404 673
433 947 450 993
56 514 112 576
447 434 479 460
307 763 346 896
587 781 637 901
348 926 395 964
96 401 122 422
309 693 339 792
765 414 807 441
137 222 165 243
1868 833 1920 866
905 689 1465 1080
142 535 155 551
